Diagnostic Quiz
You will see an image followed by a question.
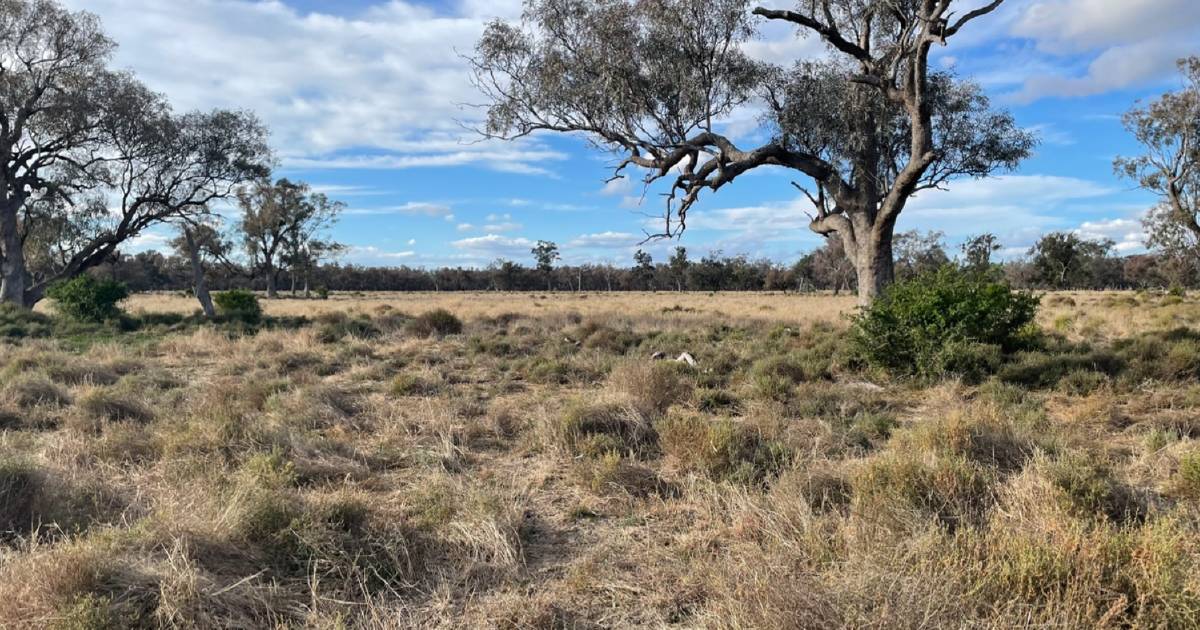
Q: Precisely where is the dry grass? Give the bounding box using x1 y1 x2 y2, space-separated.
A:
3 290 1200 628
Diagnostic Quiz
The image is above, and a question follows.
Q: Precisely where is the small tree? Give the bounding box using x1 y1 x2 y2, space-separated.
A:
894 230 950 281
633 249 655 291
668 247 689 292
1115 57 1200 285
1029 232 1117 290
531 240 560 291
169 221 230 318
961 233 1002 273
237 179 343 298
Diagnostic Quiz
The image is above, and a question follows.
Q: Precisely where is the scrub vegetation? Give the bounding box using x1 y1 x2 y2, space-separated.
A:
3 286 1200 628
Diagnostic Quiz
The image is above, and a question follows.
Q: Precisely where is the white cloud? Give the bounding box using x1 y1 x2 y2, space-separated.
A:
345 246 417 264
64 0 566 175
1074 216 1147 252
482 222 523 233
1006 0 1200 101
347 202 454 218
1012 0 1200 54
568 231 640 249
451 234 535 258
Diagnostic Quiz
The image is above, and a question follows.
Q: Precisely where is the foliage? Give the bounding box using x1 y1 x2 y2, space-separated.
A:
851 266 1039 378
46 276 130 323
1029 232 1121 290
213 289 263 322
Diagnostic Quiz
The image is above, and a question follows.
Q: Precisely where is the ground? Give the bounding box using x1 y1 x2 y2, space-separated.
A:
3 290 1200 628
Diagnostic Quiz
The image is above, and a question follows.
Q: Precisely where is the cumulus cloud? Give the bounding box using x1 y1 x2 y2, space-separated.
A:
1006 0 1200 101
63 0 564 175
452 234 535 258
1074 217 1147 252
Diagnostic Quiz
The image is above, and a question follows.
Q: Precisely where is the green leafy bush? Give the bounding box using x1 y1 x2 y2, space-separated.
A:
45 275 129 323
851 266 1039 378
214 289 263 323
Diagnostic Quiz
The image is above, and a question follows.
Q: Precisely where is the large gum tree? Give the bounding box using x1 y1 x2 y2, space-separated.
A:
471 0 1036 304
0 0 269 308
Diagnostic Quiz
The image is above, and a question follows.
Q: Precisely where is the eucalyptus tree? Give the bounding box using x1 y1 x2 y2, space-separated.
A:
169 221 230 317
471 0 1035 304
237 178 343 298
0 0 269 307
531 239 559 290
1115 57 1200 283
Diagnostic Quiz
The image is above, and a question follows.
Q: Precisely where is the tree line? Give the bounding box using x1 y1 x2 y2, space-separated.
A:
95 229 1194 296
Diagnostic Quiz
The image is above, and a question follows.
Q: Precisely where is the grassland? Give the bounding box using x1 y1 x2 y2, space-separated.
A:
4 290 1200 628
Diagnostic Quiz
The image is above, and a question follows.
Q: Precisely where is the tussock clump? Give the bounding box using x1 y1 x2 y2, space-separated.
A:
0 457 40 537
77 388 155 424
853 449 996 531
573 452 677 498
406 308 463 337
0 303 53 339
392 371 440 396
315 312 381 343
5 374 71 408
272 383 363 431
658 411 791 484
1044 453 1145 523
554 400 655 458
607 360 692 416
572 319 641 354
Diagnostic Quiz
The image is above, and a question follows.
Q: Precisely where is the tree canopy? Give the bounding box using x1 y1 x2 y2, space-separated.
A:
472 0 1036 303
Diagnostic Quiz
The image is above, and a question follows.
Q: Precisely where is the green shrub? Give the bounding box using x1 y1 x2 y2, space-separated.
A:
214 289 262 323
314 286 330 300
45 275 129 323
1176 451 1200 499
851 266 1039 378
406 308 463 337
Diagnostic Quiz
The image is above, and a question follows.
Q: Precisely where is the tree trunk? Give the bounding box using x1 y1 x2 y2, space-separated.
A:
183 228 216 318
265 261 278 298
0 198 29 307
852 232 895 306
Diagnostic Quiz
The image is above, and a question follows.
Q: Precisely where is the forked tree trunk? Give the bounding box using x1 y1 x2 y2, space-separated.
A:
183 227 216 318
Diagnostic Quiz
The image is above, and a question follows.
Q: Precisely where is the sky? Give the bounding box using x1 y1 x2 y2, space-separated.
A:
61 0 1200 268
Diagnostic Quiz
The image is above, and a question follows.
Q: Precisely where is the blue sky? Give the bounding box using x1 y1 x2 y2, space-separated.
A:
64 0 1200 268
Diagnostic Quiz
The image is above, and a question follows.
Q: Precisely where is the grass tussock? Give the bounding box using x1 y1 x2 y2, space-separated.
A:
1 292 1199 627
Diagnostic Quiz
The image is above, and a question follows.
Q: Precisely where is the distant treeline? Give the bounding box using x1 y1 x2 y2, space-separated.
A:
96 230 1196 295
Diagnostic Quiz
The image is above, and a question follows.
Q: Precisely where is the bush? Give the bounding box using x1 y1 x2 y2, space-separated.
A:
851 266 1039 378
213 289 262 323
406 308 462 337
45 275 129 323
